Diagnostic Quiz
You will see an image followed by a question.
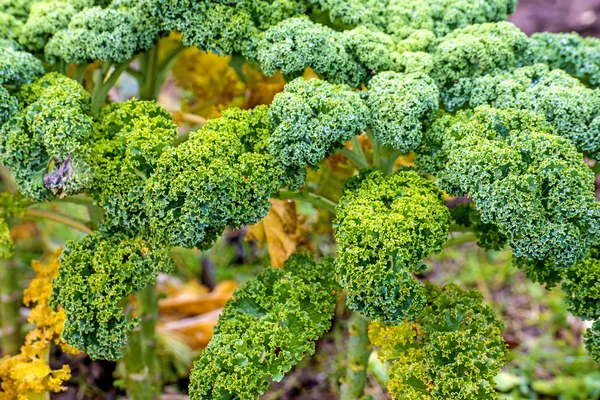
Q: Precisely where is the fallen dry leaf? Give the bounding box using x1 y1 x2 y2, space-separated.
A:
246 199 310 268
159 281 236 316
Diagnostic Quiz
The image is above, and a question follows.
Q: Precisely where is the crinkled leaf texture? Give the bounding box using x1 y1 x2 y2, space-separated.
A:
366 71 438 152
335 169 450 324
470 64 600 161
562 246 600 321
369 284 507 400
0 72 94 201
189 253 339 399
90 99 177 233
51 230 172 361
269 77 370 170
526 32 600 87
417 106 600 280
144 105 303 249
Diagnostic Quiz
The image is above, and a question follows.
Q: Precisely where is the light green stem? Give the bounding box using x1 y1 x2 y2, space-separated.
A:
74 64 87 85
341 311 371 400
277 190 337 214
25 208 92 234
444 232 478 248
123 284 161 400
139 45 160 101
91 61 129 115
0 258 21 356
337 147 369 170
449 224 474 233
351 136 367 167
366 129 379 169
156 45 184 92
375 146 402 174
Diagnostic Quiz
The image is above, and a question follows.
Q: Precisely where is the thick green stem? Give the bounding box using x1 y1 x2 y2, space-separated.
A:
277 190 337 214
337 147 369 170
444 232 478 248
0 258 21 356
449 224 474 233
375 146 402 174
91 62 129 115
366 129 379 168
24 208 93 234
351 136 367 166
139 45 160 101
341 311 371 400
73 64 87 85
123 284 161 400
156 45 184 92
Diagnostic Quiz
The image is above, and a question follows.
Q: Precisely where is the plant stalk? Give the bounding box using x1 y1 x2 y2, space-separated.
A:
443 232 478 248
341 311 371 400
277 190 337 214
123 284 161 400
337 147 369 170
24 208 92 234
139 45 160 101
91 61 129 115
0 258 21 356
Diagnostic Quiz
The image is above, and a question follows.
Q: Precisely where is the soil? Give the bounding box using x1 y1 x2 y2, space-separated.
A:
509 0 600 36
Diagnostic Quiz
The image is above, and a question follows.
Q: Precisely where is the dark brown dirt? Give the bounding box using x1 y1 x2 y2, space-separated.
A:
509 0 600 36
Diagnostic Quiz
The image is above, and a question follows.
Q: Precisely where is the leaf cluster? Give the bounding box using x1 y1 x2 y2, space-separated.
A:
334 169 450 323
369 284 507 400
188 253 340 399
51 230 172 360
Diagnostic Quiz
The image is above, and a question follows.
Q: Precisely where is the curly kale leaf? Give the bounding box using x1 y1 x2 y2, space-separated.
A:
46 1 159 64
366 71 438 152
0 85 17 126
342 25 400 75
369 283 507 400
18 0 92 51
335 169 450 323
0 0 39 20
0 43 44 90
51 230 172 361
269 78 369 171
585 320 600 363
189 253 339 399
0 12 23 40
258 17 366 86
145 106 299 249
0 192 26 258
309 0 388 30
526 32 600 87
153 0 307 60
0 73 94 201
386 0 516 40
562 247 600 320
431 21 529 111
418 106 600 273
470 64 600 160
90 99 177 233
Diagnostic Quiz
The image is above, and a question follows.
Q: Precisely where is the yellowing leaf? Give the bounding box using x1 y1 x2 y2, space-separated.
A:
172 48 285 120
159 281 237 316
0 252 77 400
246 199 309 268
